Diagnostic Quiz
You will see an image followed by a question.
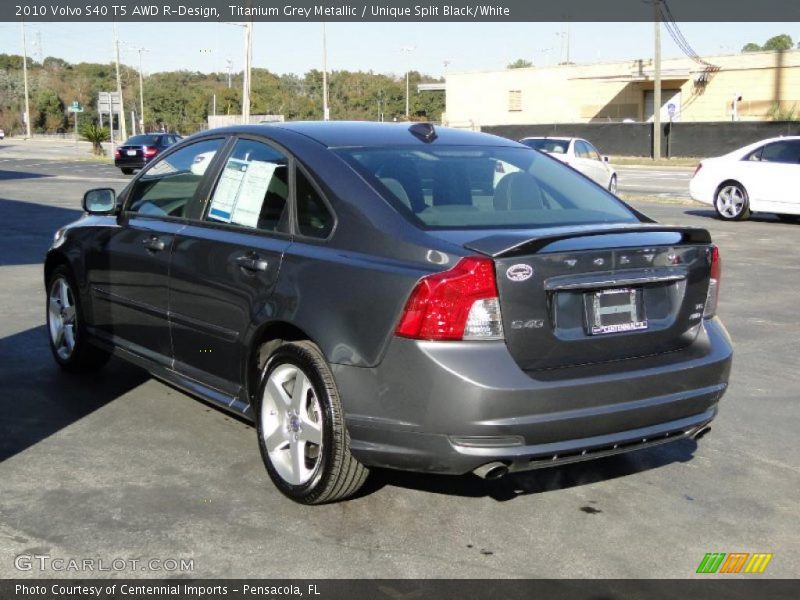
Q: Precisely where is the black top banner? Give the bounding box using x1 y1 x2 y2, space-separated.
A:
5 0 800 22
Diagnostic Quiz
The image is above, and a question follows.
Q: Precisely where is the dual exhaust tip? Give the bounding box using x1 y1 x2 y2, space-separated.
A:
472 426 712 480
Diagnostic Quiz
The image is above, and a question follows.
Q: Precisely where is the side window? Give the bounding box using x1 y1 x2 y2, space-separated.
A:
575 141 591 159
126 138 223 218
296 168 334 238
206 139 289 232
586 143 602 161
745 146 764 162
760 141 800 164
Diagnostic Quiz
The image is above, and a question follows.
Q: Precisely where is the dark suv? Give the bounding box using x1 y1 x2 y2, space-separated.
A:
45 122 732 504
114 133 181 174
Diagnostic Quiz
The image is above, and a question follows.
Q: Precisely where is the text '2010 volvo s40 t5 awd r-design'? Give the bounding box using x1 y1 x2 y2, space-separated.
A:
45 122 732 504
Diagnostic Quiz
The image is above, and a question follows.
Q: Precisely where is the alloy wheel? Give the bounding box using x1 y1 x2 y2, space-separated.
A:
260 364 324 486
716 185 746 219
48 276 77 360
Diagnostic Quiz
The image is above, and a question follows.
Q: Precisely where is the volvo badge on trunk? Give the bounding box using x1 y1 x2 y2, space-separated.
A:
506 264 533 282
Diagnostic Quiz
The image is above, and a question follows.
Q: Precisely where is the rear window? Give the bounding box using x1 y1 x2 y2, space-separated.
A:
520 139 570 154
336 146 638 230
125 135 161 146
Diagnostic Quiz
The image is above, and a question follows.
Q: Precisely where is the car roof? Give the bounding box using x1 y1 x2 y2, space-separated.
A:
202 121 522 149
521 136 576 142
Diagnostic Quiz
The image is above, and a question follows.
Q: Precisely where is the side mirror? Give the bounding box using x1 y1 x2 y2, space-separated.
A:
602 156 610 163
82 188 117 214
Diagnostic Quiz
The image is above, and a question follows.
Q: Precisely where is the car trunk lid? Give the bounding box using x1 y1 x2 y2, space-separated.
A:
462 225 714 371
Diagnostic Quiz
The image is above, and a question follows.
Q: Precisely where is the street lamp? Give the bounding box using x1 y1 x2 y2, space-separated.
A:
400 45 416 119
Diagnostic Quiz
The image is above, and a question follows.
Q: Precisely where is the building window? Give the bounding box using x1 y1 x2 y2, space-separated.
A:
508 90 522 112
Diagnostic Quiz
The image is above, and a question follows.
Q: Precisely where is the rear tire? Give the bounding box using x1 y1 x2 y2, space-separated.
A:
608 174 617 194
255 341 368 504
46 265 110 372
714 182 750 221
120 168 134 175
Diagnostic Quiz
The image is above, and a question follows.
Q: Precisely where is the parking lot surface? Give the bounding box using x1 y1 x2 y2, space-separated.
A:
0 156 798 578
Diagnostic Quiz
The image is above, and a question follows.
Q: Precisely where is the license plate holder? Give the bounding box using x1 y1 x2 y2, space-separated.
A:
584 287 647 335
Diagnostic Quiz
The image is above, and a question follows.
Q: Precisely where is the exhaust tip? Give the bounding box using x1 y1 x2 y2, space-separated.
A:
473 462 509 480
692 426 711 440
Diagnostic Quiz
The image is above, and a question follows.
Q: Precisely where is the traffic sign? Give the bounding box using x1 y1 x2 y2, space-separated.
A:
68 101 84 113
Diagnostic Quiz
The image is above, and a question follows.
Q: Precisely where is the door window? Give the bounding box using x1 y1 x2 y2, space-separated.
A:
206 139 290 232
760 141 800 164
126 138 224 218
575 141 592 159
296 168 334 238
585 142 603 161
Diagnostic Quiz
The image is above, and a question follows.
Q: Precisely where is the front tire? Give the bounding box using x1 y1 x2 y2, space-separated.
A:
608 174 617 194
255 341 368 504
46 265 109 372
714 182 750 221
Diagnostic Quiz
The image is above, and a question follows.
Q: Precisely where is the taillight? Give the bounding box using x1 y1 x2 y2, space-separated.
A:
693 162 703 178
704 245 721 318
114 149 121 159
143 146 158 157
395 256 504 341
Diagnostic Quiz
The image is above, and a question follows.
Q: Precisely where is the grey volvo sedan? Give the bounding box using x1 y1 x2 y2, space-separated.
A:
45 122 732 504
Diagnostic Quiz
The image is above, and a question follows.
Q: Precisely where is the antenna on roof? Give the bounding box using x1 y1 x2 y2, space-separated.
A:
409 122 437 143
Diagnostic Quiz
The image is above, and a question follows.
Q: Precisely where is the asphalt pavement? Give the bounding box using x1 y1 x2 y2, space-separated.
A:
0 153 797 579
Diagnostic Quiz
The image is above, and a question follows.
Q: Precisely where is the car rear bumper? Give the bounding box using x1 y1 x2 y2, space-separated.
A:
114 157 151 169
333 318 732 475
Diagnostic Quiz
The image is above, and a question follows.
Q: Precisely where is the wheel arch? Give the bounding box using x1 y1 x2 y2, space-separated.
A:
244 321 317 409
714 178 747 199
44 250 71 286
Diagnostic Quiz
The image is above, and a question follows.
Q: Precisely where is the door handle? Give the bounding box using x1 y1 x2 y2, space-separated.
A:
142 235 166 252
236 254 268 272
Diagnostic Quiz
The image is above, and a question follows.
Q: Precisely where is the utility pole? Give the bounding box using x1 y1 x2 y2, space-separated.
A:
242 22 252 124
226 59 233 88
653 0 662 160
401 46 415 119
136 47 146 133
322 23 329 120
20 21 32 139
113 23 127 140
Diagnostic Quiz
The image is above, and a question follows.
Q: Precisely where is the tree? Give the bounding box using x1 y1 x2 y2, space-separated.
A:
80 122 109 155
741 34 794 53
762 34 793 51
507 59 533 69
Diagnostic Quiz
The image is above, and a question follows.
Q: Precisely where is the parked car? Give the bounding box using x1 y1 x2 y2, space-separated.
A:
0 128 5 140
519 136 618 193
45 122 732 504
689 136 800 221
114 133 181 174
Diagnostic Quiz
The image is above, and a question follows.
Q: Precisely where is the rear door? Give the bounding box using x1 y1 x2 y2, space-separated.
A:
574 140 605 186
168 137 294 393
87 137 226 364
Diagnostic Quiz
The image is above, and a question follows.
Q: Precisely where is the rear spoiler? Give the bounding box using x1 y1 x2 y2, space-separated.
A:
464 224 712 258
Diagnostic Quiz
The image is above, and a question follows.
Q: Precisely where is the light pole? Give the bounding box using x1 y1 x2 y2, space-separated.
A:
136 47 147 133
400 45 416 120
113 23 127 140
653 0 662 160
20 20 32 139
222 22 252 124
322 23 329 120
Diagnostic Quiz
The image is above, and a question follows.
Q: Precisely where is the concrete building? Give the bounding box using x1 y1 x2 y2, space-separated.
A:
443 50 800 128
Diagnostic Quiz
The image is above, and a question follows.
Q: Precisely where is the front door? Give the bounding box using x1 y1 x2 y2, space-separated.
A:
87 137 226 364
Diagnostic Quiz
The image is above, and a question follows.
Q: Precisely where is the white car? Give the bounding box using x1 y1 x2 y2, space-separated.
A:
519 137 618 193
689 136 800 221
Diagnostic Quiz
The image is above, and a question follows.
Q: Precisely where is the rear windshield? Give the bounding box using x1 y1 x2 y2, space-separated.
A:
520 139 570 154
336 146 638 230
125 135 161 145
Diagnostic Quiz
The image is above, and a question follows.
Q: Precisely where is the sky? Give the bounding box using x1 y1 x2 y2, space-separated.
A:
0 21 796 77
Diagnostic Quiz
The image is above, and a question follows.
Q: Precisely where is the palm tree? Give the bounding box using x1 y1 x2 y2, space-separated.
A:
80 122 110 155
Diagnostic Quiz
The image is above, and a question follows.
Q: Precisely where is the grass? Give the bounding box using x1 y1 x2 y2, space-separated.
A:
610 156 701 167
618 193 704 206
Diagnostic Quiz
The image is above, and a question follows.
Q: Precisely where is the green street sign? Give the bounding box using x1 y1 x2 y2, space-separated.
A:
68 101 84 113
